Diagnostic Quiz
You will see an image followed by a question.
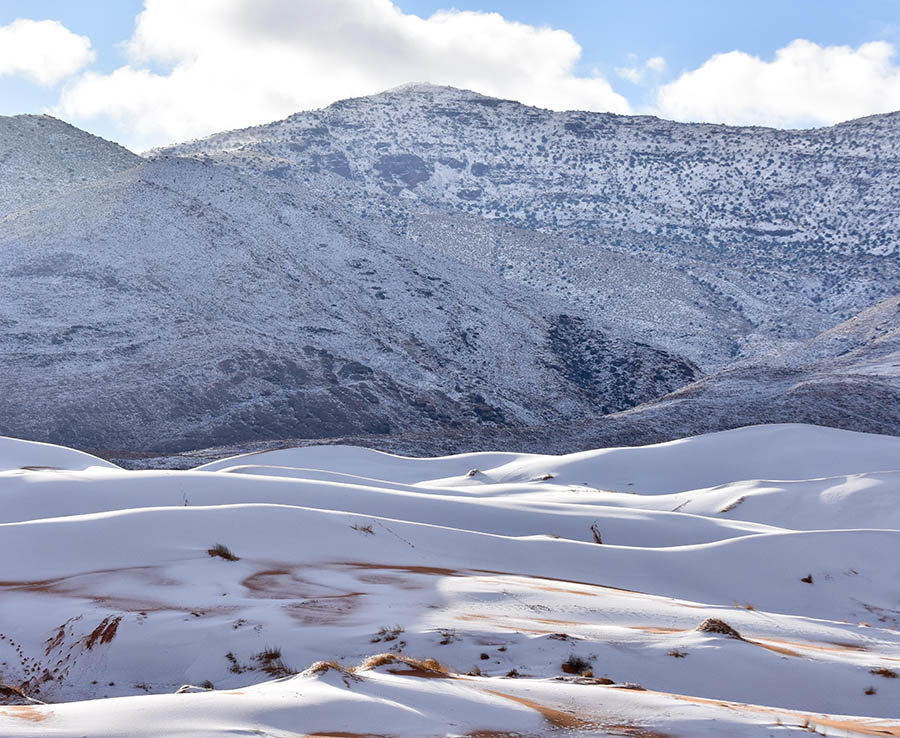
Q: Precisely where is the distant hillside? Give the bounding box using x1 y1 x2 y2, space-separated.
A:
0 149 695 452
0 114 139 217
158 84 900 369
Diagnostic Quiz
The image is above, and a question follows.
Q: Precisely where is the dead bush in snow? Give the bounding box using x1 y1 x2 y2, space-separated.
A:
561 654 592 675
207 543 239 561
371 625 404 643
254 647 296 677
870 667 898 678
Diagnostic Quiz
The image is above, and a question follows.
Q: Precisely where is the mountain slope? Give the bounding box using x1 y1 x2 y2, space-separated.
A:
142 293 899 465
158 84 900 368
0 115 140 217
0 153 696 452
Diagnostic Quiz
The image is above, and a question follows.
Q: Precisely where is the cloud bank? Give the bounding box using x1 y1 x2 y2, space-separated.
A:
657 39 900 127
0 19 94 86
10 1 896 148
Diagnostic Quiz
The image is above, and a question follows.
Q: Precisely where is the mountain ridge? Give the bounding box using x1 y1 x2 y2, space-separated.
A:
2 85 899 455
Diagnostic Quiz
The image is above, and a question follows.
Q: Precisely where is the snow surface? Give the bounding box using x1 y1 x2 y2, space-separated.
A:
2 423 900 736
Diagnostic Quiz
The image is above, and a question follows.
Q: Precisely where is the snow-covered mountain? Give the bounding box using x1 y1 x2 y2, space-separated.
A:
3 425 900 736
158 84 900 368
2 85 900 454
0 144 695 452
0 115 139 217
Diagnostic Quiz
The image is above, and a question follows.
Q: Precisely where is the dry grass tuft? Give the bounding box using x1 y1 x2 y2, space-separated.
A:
359 653 449 676
253 647 296 678
305 661 346 675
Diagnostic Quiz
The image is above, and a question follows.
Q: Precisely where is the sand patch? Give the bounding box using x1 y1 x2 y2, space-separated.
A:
0 706 52 723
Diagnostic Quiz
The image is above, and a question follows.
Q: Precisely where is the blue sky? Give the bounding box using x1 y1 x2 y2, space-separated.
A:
2 1 899 150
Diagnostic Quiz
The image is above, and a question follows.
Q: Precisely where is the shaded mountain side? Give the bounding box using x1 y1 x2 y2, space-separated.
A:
0 154 697 452
112 297 900 467
114 372 900 468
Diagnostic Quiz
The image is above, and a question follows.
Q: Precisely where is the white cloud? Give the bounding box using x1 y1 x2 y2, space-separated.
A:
59 0 630 150
657 39 900 127
0 18 94 86
615 55 666 85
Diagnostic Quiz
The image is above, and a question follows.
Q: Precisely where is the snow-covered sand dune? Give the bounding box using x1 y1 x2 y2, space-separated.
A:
2 424 900 736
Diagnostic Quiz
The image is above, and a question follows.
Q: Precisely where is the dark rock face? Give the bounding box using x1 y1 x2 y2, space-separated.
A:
375 153 433 187
547 314 699 414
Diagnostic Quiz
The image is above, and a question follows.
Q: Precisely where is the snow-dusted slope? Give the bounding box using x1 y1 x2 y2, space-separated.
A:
0 153 695 452
2 425 900 737
0 115 139 217
158 84 900 368
3 87 900 454
584 293 900 443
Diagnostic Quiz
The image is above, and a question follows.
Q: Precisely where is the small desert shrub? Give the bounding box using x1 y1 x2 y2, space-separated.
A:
696 618 742 639
351 523 374 535
207 543 239 561
225 652 247 674
257 646 282 661
870 667 898 678
865 686 877 695
667 648 688 658
254 647 296 678
801 574 814 584
438 628 458 645
0 683 28 701
561 654 592 675
718 496 745 513
371 625 404 643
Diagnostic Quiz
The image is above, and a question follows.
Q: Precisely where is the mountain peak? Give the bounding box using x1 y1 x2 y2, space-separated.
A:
366 82 510 105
